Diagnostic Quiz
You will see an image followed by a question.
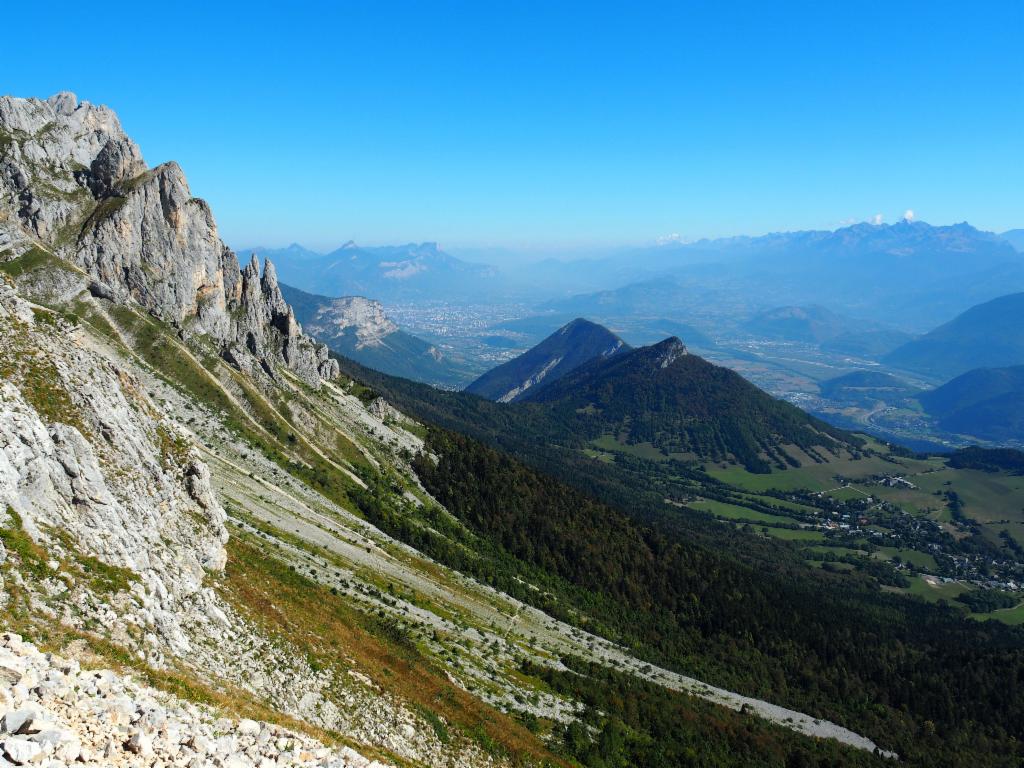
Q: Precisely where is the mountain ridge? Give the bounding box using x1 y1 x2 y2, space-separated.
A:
524 334 852 471
0 91 338 387
919 365 1024 441
465 318 630 402
883 292 1024 379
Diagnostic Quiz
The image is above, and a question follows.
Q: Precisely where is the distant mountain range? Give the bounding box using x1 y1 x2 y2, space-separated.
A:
243 242 499 301
919 365 1024 442
465 318 629 402
1001 229 1024 252
246 221 1023 335
537 221 1024 330
883 292 1024 380
280 283 473 387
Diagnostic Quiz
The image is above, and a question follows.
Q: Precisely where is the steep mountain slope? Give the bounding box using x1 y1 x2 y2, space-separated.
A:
465 318 629 402
525 337 852 471
280 282 472 387
883 292 1024 379
333 352 1024 766
919 365 1024 441
0 91 919 768
0 92 337 386
258 241 499 301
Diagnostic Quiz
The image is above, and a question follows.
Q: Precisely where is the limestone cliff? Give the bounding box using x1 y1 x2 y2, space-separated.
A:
0 92 337 386
0 278 227 661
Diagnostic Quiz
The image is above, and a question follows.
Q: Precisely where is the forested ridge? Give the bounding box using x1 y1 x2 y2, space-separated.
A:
411 428 1024 767
335 354 1024 766
527 338 856 471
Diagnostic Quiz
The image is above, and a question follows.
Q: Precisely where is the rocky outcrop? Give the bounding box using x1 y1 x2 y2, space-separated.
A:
0 632 385 767
223 255 339 384
0 279 227 659
305 296 399 350
0 92 336 387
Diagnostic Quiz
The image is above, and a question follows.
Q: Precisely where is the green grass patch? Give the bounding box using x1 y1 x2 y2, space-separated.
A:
873 546 937 571
759 527 826 542
590 435 670 462
689 499 791 525
0 508 50 578
898 575 971 604
0 247 63 279
970 601 1024 626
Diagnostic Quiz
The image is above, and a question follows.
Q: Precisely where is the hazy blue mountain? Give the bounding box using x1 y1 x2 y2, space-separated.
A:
883 292 1024 380
819 371 921 403
539 277 705 316
742 305 912 358
919 365 1024 442
1001 229 1024 252
488 313 583 342
743 305 853 344
247 222 1021 332
465 318 629 402
238 243 323 262
253 241 500 301
537 221 1024 330
280 283 473 387
820 329 915 358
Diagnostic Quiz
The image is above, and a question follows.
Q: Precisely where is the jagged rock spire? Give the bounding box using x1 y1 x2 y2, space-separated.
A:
0 92 338 387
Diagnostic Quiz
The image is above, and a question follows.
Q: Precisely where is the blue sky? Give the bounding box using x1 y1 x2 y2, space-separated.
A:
9 1 1023 251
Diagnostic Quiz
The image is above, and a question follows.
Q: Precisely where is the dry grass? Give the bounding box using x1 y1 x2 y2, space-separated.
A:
220 535 565 767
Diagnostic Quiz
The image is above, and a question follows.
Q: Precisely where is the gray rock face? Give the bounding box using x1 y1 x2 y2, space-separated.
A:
307 296 400 349
0 92 336 387
0 281 228 656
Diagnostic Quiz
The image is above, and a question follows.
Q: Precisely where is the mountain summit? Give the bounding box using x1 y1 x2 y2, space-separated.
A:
257 241 498 301
527 336 851 471
0 92 337 385
465 317 629 402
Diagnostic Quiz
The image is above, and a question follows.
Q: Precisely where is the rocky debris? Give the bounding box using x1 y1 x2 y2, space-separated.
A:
365 398 400 423
0 92 336 387
0 280 227 658
0 632 386 767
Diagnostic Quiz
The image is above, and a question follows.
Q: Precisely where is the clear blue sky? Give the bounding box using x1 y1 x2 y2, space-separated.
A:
9 1 1023 251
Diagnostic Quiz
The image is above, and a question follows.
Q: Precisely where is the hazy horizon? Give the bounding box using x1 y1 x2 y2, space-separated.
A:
233 216 1019 261
8 0 1022 250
